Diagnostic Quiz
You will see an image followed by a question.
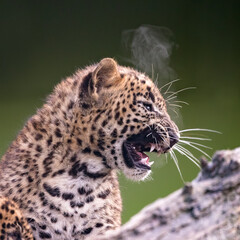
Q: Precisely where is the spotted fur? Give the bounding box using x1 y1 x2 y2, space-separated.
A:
0 58 179 239
0 196 33 240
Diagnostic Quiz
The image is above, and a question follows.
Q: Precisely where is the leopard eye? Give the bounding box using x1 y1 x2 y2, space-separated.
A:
142 102 154 111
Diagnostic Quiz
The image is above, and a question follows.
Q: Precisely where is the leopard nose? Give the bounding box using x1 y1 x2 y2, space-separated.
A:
169 131 179 148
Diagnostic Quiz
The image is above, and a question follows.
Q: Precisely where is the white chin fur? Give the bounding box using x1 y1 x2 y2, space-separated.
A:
122 168 152 182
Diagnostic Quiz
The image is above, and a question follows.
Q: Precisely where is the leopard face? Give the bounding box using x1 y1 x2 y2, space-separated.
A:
79 58 179 181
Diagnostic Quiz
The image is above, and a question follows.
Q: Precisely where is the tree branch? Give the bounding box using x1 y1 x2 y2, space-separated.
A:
100 147 240 240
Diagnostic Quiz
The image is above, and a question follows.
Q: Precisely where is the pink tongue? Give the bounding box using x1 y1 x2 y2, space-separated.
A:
136 152 149 163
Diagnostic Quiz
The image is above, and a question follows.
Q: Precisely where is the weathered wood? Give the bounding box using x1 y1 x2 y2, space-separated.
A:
100 147 240 240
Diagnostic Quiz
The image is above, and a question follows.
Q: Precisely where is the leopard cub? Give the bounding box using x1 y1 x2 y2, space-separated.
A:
0 58 179 239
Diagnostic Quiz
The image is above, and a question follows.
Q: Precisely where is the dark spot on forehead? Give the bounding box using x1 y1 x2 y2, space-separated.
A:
149 91 155 103
147 86 155 102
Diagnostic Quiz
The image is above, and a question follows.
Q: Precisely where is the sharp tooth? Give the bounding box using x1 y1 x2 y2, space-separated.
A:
141 157 148 164
150 144 155 152
141 157 149 165
149 161 154 166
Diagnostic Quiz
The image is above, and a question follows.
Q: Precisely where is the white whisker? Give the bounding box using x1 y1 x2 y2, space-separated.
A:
175 145 200 163
169 104 182 108
174 145 200 168
164 81 176 95
178 141 211 159
160 79 180 91
146 132 152 137
170 149 185 182
180 128 222 134
179 139 212 149
180 136 212 141
154 73 159 87
165 95 177 102
151 64 154 80
166 87 196 99
169 108 179 117
173 100 189 105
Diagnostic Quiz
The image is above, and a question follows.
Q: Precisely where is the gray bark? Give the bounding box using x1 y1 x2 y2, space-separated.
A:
100 147 240 240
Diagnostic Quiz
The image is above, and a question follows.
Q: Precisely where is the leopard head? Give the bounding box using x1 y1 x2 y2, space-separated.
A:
78 58 179 181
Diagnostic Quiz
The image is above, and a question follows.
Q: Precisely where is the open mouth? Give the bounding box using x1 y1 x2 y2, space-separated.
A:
122 126 167 170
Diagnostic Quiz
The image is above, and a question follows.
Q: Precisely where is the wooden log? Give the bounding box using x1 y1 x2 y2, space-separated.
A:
100 147 240 240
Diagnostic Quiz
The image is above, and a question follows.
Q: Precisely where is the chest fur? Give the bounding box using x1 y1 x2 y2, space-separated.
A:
20 171 121 240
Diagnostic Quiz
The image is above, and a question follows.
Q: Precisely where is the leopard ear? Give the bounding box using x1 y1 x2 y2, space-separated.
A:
91 58 121 99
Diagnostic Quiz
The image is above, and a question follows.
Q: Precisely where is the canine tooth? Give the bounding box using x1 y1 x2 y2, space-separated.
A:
141 157 148 164
149 161 154 166
150 144 155 152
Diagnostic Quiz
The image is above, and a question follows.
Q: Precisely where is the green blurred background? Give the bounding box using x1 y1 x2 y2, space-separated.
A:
0 1 239 223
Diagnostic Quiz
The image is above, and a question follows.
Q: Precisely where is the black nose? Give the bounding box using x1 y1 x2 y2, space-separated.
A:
169 131 179 148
